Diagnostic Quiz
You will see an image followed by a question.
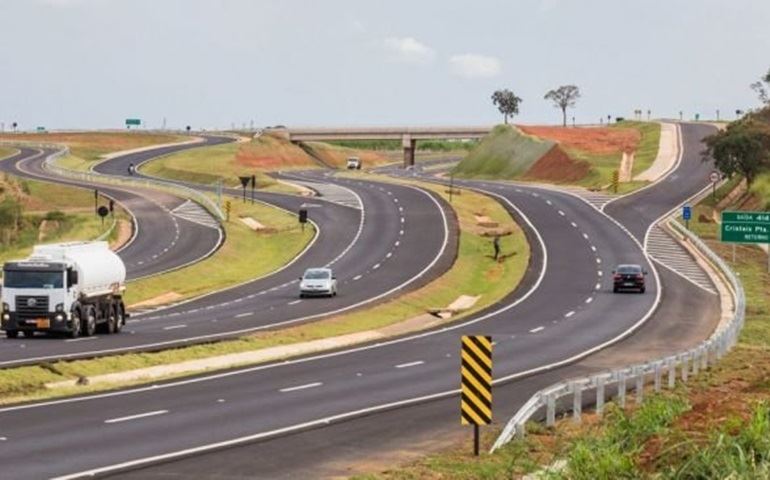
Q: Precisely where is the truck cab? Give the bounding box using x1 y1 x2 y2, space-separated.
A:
1 241 127 339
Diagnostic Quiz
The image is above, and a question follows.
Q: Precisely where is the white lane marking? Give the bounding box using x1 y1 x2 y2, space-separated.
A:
395 361 424 369
105 410 169 424
394 241 400 247
400 217 405 223
582 233 589 239
565 311 575 318
558 210 565 216
64 337 98 343
235 312 253 318
570 221 578 228
595 283 602 290
598 271 603 276
288 300 302 306
279 382 323 393
0 436 6 441
529 326 545 333
585 297 593 304
386 252 392 259
162 325 187 331
353 274 362 281
591 245 597 252
399 230 404 235
373 263 381 270
596 258 602 264
546 200 552 205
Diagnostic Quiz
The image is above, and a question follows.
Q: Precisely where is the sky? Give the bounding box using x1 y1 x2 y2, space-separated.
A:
0 0 768 130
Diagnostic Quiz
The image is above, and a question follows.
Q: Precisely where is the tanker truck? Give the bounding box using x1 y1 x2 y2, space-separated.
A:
0 241 127 339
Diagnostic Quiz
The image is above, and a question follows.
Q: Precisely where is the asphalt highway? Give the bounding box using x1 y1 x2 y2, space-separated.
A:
0 142 226 280
0 146 455 366
0 125 722 479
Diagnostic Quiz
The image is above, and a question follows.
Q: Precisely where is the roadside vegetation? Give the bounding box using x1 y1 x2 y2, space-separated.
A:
125 195 314 305
453 122 660 193
0 181 530 405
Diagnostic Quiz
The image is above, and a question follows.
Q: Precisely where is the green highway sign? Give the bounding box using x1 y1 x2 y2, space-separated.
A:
125 118 141 127
36 126 46 132
721 211 770 244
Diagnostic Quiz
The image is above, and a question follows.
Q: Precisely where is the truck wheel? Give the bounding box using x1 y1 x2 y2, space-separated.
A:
81 307 96 337
114 304 124 333
67 310 81 339
5 330 18 339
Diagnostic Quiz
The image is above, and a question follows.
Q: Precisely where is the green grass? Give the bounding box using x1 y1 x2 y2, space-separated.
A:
0 181 530 405
453 125 555 179
125 195 314 304
749 171 770 210
570 121 661 190
0 146 18 159
53 154 92 173
139 140 303 193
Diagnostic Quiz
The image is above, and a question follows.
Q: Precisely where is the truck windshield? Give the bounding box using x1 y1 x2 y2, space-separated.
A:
3 270 63 289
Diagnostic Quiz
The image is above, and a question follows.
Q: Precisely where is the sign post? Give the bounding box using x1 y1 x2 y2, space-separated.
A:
251 175 256 204
238 176 250 203
721 211 770 271
683 205 692 230
710 171 720 203
93 189 99 216
225 200 231 222
460 335 493 456
612 170 619 194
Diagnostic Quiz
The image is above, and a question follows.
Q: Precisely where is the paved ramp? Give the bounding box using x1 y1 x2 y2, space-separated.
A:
286 180 362 210
646 225 716 295
171 200 220 229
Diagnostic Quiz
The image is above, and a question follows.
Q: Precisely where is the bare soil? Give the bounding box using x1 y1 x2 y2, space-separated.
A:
520 126 640 155
524 145 591 183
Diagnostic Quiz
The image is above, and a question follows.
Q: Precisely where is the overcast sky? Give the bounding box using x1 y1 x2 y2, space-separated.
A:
0 0 768 130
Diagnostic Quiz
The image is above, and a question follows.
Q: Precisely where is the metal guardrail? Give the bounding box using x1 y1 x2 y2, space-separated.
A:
3 142 226 222
492 220 745 451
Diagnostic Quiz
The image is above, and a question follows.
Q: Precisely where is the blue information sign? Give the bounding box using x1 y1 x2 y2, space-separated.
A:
683 205 692 220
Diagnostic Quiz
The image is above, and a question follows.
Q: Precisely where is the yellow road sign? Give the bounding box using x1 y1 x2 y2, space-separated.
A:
460 335 493 425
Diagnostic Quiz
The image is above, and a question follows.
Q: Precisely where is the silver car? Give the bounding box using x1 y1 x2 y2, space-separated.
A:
299 268 337 298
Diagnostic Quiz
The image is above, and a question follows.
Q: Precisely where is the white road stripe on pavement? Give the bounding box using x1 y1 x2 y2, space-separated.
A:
395 361 424 369
529 326 545 333
235 312 252 318
162 325 187 331
105 410 169 424
565 311 575 318
279 382 323 393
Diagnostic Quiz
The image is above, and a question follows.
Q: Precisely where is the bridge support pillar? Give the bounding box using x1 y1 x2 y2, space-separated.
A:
402 135 416 168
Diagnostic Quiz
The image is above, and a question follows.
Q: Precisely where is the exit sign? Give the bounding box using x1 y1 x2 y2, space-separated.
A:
125 118 141 127
721 211 770 244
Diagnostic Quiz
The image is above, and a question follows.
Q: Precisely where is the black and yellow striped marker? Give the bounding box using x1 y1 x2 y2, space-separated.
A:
460 335 493 455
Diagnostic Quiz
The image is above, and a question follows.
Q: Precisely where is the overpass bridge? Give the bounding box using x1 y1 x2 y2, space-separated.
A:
271 126 493 167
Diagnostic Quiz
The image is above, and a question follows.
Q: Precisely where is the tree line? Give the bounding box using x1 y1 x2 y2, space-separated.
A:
491 85 581 127
704 68 770 188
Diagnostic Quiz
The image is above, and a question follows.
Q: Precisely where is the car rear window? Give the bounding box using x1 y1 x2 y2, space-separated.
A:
617 266 641 274
304 270 330 280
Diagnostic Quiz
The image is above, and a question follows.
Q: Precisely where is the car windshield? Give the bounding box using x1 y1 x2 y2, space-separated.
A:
3 270 63 289
617 265 641 274
304 270 330 280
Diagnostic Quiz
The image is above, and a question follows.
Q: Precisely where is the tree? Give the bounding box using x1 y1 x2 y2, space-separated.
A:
491 89 523 124
750 67 770 105
703 119 770 187
544 85 580 127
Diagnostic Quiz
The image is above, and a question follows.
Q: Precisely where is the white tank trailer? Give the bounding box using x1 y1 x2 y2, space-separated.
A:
1 241 128 339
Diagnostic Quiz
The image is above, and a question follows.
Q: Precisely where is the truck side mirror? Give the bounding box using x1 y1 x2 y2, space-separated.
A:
68 270 78 288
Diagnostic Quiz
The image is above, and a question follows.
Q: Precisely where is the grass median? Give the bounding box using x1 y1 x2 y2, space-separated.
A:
0 179 530 405
124 195 315 305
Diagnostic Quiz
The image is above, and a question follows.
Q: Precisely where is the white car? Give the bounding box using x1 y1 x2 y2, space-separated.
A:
299 268 337 298
346 157 362 170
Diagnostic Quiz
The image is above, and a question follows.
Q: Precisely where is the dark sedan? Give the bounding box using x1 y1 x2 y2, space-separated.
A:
612 264 647 293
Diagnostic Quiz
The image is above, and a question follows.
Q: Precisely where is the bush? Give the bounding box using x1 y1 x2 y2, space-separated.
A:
44 210 67 222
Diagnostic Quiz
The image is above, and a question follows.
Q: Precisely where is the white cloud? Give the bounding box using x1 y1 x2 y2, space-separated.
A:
449 54 502 79
383 37 435 64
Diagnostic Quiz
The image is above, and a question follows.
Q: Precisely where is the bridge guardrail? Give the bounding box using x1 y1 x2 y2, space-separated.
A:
492 219 745 451
2 142 225 222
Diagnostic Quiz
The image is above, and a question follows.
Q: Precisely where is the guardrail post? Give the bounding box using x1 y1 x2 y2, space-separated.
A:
546 393 556 427
668 358 676 389
681 355 689 383
701 345 709 370
618 371 627 408
692 351 700 376
572 382 582 423
596 376 605 416
635 368 644 405
654 363 662 392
